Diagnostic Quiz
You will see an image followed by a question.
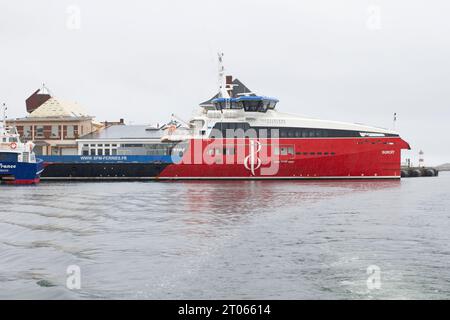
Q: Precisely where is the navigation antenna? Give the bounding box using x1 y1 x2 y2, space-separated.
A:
2 103 7 129
217 52 230 100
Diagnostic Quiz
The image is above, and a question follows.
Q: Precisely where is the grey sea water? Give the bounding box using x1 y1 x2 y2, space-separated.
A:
0 173 449 299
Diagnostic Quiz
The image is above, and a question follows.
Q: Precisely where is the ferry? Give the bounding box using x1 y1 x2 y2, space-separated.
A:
0 104 44 185
40 55 411 180
156 56 411 180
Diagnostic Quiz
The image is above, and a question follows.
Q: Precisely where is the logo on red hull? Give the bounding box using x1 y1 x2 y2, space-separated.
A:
244 140 262 175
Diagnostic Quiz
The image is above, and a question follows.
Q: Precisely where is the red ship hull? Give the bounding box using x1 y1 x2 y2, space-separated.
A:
157 136 411 179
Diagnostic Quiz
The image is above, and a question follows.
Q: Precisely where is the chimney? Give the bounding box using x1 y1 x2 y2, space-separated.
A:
26 89 51 113
225 75 233 97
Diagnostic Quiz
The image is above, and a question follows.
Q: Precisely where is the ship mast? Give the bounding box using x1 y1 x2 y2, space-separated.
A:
218 52 230 99
1 103 6 130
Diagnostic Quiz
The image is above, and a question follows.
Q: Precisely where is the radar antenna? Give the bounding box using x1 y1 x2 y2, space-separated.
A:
217 52 230 99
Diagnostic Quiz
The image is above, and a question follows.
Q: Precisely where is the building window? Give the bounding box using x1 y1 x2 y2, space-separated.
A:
90 149 95 156
35 125 44 138
51 125 59 138
112 149 117 155
105 149 110 156
66 125 75 138
24 126 32 139
97 149 103 156
82 150 89 156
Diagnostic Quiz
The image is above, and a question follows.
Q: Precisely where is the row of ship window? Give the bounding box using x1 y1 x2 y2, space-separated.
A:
80 143 337 157
210 123 369 138
206 147 336 157
81 143 175 156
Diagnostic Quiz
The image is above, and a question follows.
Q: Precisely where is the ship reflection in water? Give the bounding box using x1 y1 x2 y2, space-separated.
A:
0 175 449 299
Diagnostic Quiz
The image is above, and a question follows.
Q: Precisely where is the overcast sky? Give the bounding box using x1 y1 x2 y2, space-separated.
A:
1 0 449 165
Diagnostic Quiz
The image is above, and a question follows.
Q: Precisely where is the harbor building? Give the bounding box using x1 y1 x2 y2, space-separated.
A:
7 87 103 156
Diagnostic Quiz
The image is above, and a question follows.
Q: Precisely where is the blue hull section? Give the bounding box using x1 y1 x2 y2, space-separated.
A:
0 159 44 184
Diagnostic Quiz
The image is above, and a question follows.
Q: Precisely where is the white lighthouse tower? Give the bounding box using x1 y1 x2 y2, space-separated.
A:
418 150 425 168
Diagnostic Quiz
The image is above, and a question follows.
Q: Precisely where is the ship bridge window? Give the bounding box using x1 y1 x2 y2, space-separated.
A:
230 101 243 109
243 101 261 112
0 152 18 162
260 101 269 112
267 101 277 109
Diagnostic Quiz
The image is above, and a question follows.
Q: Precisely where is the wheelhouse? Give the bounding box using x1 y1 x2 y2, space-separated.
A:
211 96 279 112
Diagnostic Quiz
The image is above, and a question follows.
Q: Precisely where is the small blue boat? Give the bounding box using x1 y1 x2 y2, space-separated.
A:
0 104 44 185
